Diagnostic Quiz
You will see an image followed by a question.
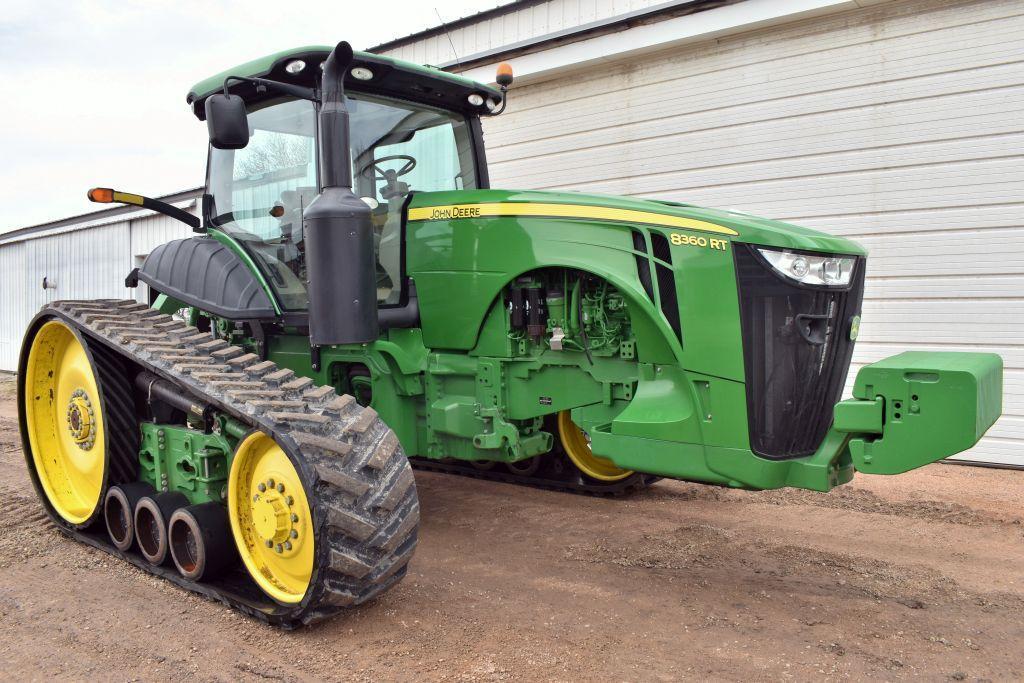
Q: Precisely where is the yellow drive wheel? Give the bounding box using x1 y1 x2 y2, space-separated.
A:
229 431 314 604
23 320 107 525
557 410 634 482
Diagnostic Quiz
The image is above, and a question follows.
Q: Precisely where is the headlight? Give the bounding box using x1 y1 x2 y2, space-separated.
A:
757 247 856 287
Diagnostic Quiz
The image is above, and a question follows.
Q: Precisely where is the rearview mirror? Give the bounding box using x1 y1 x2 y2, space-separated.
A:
205 93 249 149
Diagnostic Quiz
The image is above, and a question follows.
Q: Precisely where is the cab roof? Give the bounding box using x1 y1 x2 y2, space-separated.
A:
186 45 502 120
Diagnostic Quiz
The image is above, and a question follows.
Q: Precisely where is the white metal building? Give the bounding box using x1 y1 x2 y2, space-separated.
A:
0 0 1020 466
0 189 201 370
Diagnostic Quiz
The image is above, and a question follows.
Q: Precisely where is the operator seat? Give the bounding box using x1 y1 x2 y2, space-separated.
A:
378 168 409 201
279 186 318 245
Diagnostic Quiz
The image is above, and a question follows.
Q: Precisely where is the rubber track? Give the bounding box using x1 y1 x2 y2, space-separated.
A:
19 300 419 628
87 339 140 525
409 456 659 497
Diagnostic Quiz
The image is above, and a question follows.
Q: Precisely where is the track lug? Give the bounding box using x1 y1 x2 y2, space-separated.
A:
227 353 260 368
282 377 315 392
265 368 296 384
245 361 277 377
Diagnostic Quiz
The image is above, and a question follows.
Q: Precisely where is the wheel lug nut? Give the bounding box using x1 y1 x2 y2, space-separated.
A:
267 478 275 488
286 495 294 506
252 494 259 502
291 513 299 523
265 540 273 548
257 483 266 492
276 483 284 493
275 544 283 553
290 530 298 539
284 541 292 551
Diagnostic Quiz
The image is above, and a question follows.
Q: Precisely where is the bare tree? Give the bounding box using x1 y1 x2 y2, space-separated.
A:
236 134 311 178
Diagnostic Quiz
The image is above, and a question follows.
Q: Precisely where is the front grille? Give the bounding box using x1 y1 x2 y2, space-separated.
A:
735 244 865 459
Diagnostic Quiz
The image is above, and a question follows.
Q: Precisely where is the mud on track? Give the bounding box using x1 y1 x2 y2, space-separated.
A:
0 373 1021 681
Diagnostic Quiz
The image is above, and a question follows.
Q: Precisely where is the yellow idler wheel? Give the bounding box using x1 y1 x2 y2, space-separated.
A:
23 320 107 525
557 410 634 482
229 431 314 604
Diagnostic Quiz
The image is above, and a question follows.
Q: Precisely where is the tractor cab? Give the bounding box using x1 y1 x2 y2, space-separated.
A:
189 46 501 312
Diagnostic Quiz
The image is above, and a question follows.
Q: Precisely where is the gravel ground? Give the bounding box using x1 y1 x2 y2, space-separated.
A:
0 372 1021 681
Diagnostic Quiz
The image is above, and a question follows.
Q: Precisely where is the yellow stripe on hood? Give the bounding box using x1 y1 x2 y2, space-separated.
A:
407 202 739 236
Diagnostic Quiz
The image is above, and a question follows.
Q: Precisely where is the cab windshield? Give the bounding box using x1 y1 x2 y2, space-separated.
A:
207 94 479 310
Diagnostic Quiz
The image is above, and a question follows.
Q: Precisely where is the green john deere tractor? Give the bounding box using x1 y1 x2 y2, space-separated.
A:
18 42 1002 626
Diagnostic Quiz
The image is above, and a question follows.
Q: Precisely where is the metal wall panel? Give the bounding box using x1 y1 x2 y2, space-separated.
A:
381 0 668 66
476 0 1024 465
22 222 132 311
0 242 27 371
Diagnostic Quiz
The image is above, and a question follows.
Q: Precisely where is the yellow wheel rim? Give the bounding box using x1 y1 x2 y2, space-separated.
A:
229 432 313 604
23 320 106 525
558 410 634 482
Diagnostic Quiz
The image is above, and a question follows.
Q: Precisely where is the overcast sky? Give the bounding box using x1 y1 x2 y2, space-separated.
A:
0 0 505 233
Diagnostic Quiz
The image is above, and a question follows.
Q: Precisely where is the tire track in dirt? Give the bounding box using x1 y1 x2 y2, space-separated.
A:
758 486 1021 527
564 518 1024 614
641 478 1022 528
0 414 20 456
0 411 51 532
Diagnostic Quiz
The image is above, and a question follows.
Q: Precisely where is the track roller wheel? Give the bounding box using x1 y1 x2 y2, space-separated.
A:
505 456 541 476
135 491 188 565
104 482 155 551
169 503 235 581
229 432 316 603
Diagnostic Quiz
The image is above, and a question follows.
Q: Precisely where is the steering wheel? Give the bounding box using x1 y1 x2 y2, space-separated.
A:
360 154 416 179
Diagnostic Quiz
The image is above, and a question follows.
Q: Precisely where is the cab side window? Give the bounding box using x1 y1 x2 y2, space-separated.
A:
354 110 475 306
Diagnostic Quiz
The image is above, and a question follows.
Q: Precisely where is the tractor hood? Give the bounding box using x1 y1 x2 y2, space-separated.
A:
408 189 865 256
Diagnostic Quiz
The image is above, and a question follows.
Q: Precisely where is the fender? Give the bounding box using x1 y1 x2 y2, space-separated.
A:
407 214 683 366
139 236 277 320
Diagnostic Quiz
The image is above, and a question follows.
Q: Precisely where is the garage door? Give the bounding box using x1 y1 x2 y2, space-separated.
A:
484 0 1024 465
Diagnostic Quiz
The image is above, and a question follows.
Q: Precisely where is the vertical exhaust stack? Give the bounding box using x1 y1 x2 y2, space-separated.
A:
305 41 379 345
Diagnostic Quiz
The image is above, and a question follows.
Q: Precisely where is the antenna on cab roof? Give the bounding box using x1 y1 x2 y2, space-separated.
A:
435 7 463 70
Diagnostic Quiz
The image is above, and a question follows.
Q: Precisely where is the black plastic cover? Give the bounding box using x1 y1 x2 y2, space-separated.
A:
735 244 865 459
304 187 379 344
139 237 276 320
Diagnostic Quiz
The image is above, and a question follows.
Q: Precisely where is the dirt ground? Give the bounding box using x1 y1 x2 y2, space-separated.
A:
0 373 1021 681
